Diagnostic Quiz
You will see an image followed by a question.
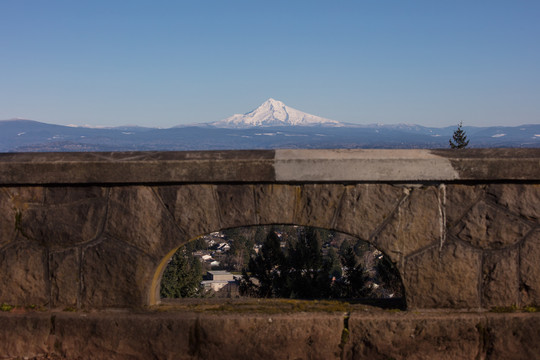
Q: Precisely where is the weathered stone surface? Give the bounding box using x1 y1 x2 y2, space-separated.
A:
106 186 182 259
44 186 106 204
80 238 156 308
519 228 540 305
191 313 343 360
445 184 484 226
50 249 79 308
0 187 44 247
486 313 540 360
0 189 16 247
373 187 442 264
334 184 402 241
487 184 540 221
54 312 342 360
156 184 220 240
216 185 257 228
21 198 107 249
403 241 481 308
3 186 44 205
452 201 531 249
347 312 482 360
482 248 519 308
294 184 345 229
254 184 296 224
3 310 540 360
0 240 48 306
0 313 51 358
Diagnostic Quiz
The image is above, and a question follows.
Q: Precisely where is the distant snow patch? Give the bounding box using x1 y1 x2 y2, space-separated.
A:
492 134 506 138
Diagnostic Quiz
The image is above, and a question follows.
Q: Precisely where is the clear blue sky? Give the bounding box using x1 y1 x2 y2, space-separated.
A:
1 0 539 128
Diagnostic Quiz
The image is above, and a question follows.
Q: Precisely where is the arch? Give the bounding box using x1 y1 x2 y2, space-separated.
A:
153 225 406 307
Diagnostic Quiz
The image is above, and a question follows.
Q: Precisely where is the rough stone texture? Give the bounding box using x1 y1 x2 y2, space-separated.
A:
334 184 402 241
0 187 45 248
452 201 531 250
106 186 182 259
0 313 51 358
4 311 540 360
49 249 79 308
0 188 17 248
3 186 44 205
445 184 485 226
80 238 156 308
482 248 519 308
216 185 257 229
156 184 221 241
347 313 483 360
21 198 108 250
254 184 297 225
53 312 342 360
0 240 49 306
487 184 540 221
403 241 481 309
486 313 540 360
44 186 106 205
373 187 442 265
294 184 345 229
519 228 540 305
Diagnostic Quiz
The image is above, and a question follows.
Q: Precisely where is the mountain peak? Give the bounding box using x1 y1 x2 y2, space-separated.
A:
210 99 342 128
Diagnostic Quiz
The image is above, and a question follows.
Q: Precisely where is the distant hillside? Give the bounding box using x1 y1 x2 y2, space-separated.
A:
1 99 539 152
1 119 539 152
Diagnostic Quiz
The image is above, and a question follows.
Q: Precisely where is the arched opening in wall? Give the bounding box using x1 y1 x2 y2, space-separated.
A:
159 226 405 309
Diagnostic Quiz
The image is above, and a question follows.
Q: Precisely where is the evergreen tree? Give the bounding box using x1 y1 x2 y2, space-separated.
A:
160 248 203 298
449 121 470 149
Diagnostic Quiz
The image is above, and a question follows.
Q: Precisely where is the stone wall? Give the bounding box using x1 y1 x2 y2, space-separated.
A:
1 311 539 359
0 149 539 310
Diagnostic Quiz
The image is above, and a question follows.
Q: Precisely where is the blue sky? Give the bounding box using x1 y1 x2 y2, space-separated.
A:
1 1 539 128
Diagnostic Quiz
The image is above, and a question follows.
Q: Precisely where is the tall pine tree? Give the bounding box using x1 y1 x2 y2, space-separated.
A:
449 121 470 149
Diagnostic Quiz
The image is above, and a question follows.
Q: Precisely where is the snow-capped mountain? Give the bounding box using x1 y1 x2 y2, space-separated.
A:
210 98 343 128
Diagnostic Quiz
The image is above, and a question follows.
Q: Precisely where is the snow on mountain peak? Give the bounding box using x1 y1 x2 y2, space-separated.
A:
210 98 343 128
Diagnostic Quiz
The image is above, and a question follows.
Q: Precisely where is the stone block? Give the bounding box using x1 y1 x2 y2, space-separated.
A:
106 186 183 259
0 240 48 306
347 312 482 360
254 184 296 225
485 314 540 360
156 184 221 240
373 187 442 264
487 184 540 222
44 186 106 205
216 185 257 228
334 184 402 241
22 198 107 249
403 241 481 309
50 249 79 308
54 313 196 359
294 184 345 229
190 313 342 360
519 229 540 305
482 248 519 308
445 184 484 225
452 201 531 249
3 186 44 205
80 238 156 308
0 189 16 247
0 313 51 358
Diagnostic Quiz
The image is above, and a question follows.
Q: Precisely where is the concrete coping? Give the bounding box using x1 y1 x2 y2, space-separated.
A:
0 149 539 185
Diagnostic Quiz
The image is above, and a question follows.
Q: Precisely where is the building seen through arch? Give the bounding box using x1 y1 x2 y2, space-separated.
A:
160 225 404 307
